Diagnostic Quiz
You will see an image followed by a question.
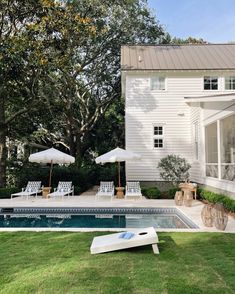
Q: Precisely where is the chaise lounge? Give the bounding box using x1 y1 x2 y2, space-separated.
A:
48 181 74 200
95 181 114 201
125 181 142 200
11 181 42 200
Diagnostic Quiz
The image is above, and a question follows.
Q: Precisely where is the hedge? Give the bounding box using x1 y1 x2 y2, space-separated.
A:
168 187 180 199
200 189 235 213
12 163 119 194
141 186 161 199
0 187 19 199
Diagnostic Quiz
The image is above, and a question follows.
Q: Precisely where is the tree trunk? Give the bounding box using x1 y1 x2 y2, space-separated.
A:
69 132 77 158
0 129 7 188
0 93 6 187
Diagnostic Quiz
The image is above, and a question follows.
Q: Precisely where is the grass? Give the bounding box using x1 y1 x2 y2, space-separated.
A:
0 232 234 294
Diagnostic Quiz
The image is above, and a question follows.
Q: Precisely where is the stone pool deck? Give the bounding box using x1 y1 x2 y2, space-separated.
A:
0 194 234 233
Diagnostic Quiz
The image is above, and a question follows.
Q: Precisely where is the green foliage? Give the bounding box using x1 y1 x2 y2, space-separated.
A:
200 190 235 213
158 154 191 185
1 0 168 187
13 163 119 194
170 36 207 44
142 186 161 199
168 187 180 199
0 187 18 199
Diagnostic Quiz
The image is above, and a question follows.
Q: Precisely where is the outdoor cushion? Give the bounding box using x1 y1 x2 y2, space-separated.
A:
119 232 135 239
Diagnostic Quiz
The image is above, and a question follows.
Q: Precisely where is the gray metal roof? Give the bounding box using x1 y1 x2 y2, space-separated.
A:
121 44 235 71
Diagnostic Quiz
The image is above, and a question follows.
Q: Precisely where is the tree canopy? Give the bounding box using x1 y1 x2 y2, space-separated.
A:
0 0 168 187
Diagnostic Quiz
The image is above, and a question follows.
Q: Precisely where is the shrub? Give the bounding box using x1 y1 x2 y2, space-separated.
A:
12 162 120 194
142 186 161 199
168 187 180 199
196 187 203 199
0 187 19 199
200 189 235 213
74 186 81 195
158 154 191 185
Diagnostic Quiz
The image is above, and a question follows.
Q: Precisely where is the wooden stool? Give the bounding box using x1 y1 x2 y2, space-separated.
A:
174 191 184 206
184 190 193 207
179 182 197 200
212 203 228 231
201 204 214 227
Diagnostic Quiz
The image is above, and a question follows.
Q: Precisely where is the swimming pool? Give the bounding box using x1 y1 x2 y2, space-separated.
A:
0 207 198 229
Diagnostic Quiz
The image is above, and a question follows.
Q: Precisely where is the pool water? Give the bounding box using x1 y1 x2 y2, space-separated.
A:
0 214 189 229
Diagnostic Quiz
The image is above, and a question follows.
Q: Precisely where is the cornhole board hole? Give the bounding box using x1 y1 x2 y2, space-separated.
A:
90 227 159 254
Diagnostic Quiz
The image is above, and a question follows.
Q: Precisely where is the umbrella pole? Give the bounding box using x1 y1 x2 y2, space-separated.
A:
118 162 121 187
49 160 53 187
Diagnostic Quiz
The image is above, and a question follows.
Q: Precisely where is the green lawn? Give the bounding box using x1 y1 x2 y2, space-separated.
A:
0 232 234 294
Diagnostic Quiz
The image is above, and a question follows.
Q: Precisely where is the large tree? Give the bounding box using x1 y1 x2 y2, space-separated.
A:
29 0 167 160
0 0 167 187
0 0 48 187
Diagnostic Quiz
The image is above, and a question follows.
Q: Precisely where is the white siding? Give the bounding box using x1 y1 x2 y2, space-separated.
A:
126 73 195 181
125 71 235 186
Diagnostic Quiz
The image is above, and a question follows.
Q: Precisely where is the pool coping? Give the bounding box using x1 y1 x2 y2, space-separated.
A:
0 198 234 232
0 207 199 230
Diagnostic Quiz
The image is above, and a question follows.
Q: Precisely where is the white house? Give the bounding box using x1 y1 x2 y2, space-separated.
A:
121 44 235 196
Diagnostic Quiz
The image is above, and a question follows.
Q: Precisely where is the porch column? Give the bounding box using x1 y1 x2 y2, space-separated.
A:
217 120 221 180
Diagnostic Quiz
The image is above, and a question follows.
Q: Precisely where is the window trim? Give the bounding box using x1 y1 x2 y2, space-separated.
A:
203 76 218 91
150 76 166 91
153 124 165 149
154 138 164 149
153 125 164 136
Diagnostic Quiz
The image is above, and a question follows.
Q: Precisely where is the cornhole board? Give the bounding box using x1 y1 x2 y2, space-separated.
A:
90 227 159 254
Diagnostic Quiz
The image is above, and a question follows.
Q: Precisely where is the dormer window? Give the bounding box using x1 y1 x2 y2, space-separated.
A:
204 76 218 90
150 77 165 90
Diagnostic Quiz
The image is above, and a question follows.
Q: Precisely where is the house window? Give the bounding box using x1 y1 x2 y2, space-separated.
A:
154 126 163 136
204 76 218 90
153 125 164 148
225 76 235 90
150 77 165 90
154 139 163 148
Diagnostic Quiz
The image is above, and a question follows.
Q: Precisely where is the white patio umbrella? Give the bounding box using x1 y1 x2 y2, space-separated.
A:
29 148 75 187
95 147 141 187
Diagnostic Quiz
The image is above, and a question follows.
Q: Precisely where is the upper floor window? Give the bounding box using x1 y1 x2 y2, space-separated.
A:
204 76 218 90
154 126 163 136
150 77 165 90
225 76 235 90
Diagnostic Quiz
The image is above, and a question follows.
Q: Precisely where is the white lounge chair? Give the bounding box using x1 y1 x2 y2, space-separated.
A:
48 181 74 200
90 227 159 254
11 181 42 200
96 181 114 201
125 181 142 200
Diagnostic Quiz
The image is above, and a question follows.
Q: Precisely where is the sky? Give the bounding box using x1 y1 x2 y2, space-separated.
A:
148 0 235 43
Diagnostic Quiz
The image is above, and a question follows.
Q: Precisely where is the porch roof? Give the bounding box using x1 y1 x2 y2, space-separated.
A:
184 93 235 103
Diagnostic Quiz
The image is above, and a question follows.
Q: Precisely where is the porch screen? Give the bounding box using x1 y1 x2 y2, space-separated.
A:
220 114 235 181
205 122 218 178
